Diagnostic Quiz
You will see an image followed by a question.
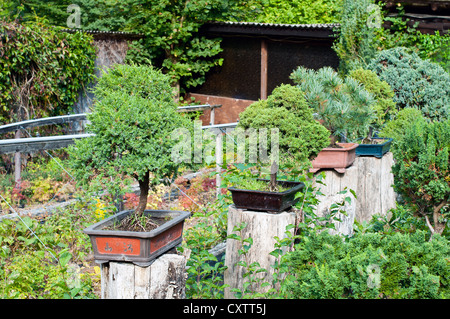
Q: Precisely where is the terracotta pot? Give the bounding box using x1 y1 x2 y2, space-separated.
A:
310 142 358 174
84 209 190 267
228 179 304 212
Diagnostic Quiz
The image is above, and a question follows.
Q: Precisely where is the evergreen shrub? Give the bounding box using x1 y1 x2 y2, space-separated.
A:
286 230 450 298
368 47 450 122
237 84 329 165
349 68 397 129
390 118 450 235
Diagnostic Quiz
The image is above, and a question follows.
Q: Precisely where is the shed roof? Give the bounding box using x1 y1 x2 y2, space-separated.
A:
60 28 144 40
200 21 339 39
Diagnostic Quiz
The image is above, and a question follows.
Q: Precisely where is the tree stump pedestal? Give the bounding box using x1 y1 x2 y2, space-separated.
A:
224 205 296 298
100 253 186 299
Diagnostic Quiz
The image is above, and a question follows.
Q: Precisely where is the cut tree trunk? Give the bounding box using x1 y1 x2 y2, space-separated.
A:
224 205 296 298
101 253 186 299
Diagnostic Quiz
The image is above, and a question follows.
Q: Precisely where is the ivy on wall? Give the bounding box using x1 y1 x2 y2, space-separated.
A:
0 19 96 124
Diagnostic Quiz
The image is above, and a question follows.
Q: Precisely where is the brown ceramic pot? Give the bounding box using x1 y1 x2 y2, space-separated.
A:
310 142 358 174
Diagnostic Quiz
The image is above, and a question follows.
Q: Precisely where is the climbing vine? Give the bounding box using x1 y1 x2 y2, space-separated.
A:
0 19 96 124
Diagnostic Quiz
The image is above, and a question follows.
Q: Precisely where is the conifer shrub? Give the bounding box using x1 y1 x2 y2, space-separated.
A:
349 68 397 129
390 118 450 236
368 47 450 122
237 84 329 165
379 108 425 147
286 230 450 299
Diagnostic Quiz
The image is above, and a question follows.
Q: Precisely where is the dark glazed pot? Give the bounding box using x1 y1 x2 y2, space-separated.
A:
355 138 393 158
228 179 305 213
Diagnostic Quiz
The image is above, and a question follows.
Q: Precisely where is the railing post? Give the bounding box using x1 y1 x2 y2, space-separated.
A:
14 129 21 186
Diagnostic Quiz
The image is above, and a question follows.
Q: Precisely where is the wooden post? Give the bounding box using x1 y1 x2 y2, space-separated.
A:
313 152 396 225
260 39 268 100
224 205 296 298
100 253 186 299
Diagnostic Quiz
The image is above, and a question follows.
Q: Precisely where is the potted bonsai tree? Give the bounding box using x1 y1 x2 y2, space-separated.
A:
68 64 192 266
230 84 330 212
348 68 396 158
290 66 376 173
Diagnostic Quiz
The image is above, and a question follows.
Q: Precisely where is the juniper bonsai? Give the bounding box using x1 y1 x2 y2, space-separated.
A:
68 64 191 219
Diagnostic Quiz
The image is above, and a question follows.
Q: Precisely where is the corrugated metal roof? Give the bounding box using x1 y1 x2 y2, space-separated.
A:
201 21 339 39
208 21 340 29
60 28 144 39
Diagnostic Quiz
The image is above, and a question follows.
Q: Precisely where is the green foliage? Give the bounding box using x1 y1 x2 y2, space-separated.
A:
332 0 378 74
0 209 99 299
379 108 425 148
238 84 330 166
368 47 450 122
181 205 228 299
348 68 397 129
374 6 450 73
390 118 450 234
248 0 343 24
0 19 96 124
290 66 376 142
286 230 450 298
67 64 192 211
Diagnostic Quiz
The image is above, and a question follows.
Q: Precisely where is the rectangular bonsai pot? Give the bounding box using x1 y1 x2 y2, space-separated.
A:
228 179 305 213
310 142 358 174
84 209 191 267
356 138 393 158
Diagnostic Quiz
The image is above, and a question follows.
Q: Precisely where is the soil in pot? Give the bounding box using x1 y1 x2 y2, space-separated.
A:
360 137 389 145
104 212 173 232
232 179 291 193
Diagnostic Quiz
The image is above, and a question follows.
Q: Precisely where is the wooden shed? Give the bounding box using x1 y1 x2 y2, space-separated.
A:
188 22 340 125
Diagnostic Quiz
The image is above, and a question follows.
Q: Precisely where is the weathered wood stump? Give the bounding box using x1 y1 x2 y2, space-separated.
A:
314 152 396 227
224 205 296 298
100 253 186 299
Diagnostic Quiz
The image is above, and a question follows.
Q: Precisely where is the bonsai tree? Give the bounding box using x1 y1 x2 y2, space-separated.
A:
238 84 330 187
391 115 450 237
68 64 191 220
290 66 376 146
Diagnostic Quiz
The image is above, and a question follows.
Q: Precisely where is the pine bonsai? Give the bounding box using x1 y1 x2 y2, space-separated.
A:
290 66 376 146
68 64 191 227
